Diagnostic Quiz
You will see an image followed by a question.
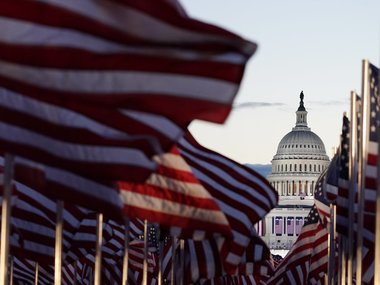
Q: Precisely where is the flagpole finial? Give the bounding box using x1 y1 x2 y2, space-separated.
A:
300 91 304 103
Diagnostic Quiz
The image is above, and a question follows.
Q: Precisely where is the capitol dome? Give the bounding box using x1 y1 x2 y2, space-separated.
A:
274 91 329 160
262 91 330 251
276 130 327 156
267 91 330 199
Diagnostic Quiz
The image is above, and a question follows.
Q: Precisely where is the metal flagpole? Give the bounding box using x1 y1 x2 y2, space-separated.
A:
94 213 103 285
158 239 164 285
122 217 130 285
356 59 370 285
328 204 336 285
374 60 380 285
34 262 39 285
340 237 347 285
0 154 14 285
347 91 358 285
142 219 148 285
179 239 185 285
54 200 64 285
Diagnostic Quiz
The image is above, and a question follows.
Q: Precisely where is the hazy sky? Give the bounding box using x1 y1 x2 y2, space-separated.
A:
180 0 380 165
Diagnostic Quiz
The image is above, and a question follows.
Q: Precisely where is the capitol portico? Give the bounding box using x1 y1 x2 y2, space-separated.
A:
261 92 330 252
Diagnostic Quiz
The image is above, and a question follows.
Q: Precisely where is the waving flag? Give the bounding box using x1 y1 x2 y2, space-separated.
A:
314 169 331 226
0 0 257 188
0 0 256 124
356 62 379 285
13 157 122 217
334 114 350 235
178 132 278 274
266 205 328 285
119 146 231 240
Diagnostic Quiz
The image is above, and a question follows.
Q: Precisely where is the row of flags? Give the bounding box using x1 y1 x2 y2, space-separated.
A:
268 60 379 285
0 0 281 284
0 0 379 284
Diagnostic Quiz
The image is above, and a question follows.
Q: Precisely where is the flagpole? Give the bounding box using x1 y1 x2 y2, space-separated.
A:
94 213 103 285
142 219 148 285
122 217 130 285
347 91 358 285
356 59 370 285
0 153 14 285
374 62 380 285
54 200 64 285
340 237 347 285
327 204 336 285
179 239 185 285
34 262 39 285
158 239 164 285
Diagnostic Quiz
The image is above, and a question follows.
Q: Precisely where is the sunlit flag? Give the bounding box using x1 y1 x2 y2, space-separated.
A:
266 205 328 285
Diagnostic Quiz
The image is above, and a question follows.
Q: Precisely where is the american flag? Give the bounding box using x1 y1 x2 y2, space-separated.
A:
118 145 232 240
356 62 379 285
362 63 379 235
325 153 339 203
178 131 278 274
314 169 330 226
11 157 123 218
335 114 350 235
266 206 328 285
0 0 257 186
275 217 283 235
11 257 54 285
0 0 256 123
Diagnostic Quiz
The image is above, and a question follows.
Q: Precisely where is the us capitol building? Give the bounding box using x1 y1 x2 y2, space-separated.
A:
260 92 330 251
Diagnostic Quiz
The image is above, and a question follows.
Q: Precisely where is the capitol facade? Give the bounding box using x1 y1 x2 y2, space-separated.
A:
260 92 330 251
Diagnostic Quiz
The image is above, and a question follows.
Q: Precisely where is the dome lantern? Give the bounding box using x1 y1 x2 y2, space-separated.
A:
295 91 308 129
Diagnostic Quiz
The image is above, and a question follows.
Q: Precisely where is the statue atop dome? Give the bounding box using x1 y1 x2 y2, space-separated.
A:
297 90 306 112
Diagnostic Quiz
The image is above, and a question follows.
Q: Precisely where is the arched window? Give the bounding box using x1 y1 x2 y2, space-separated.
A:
309 164 312 172
290 164 292 171
299 164 302 171
314 165 316 172
304 164 307 172
295 164 297 171
281 165 283 172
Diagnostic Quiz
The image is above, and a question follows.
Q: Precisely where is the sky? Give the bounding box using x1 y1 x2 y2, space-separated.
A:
180 0 380 165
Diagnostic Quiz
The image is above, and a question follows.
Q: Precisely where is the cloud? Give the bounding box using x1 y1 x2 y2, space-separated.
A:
308 100 349 106
233 102 285 109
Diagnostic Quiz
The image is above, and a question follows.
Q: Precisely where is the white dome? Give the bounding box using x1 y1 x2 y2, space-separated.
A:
275 129 328 158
